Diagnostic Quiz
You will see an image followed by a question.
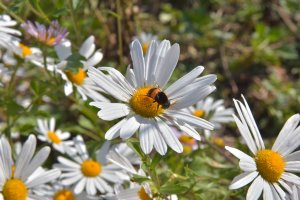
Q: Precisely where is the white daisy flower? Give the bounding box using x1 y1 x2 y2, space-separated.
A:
88 39 216 155
32 180 97 200
10 41 48 68
0 14 21 50
36 117 73 153
55 135 125 195
134 32 157 54
107 150 178 200
173 127 198 154
55 36 108 102
225 95 300 199
0 135 61 200
189 97 234 137
107 149 153 200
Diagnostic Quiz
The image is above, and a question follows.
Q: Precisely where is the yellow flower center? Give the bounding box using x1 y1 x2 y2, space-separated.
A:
212 137 225 148
142 43 149 55
65 68 86 86
53 189 75 200
255 149 285 183
81 160 102 177
47 131 61 144
18 43 32 57
193 109 205 118
130 87 164 118
179 135 196 145
138 187 152 200
3 179 27 200
46 37 56 46
183 145 193 154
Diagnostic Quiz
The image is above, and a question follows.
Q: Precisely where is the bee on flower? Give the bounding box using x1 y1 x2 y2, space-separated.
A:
36 117 74 153
89 39 216 155
21 20 68 46
54 36 108 102
225 95 300 199
54 135 127 195
0 135 61 200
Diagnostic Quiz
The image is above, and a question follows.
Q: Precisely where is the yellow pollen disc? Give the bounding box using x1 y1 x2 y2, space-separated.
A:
137 187 152 200
47 131 61 144
18 43 32 57
46 37 56 46
3 179 27 200
53 189 75 200
255 149 285 183
183 145 193 154
179 135 195 145
81 160 102 177
212 137 225 148
65 68 86 86
142 43 149 55
193 109 205 118
130 87 164 118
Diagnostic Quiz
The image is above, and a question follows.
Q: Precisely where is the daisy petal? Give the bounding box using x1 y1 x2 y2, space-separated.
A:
90 102 130 121
105 118 127 140
167 110 214 130
246 176 263 200
26 169 61 187
15 135 36 179
79 35 95 58
285 161 300 172
21 147 50 180
155 43 179 88
229 171 258 190
284 150 300 162
139 122 154 154
130 40 145 86
120 115 140 139
157 118 183 153
225 146 254 163
165 66 204 97
272 114 300 152
171 86 216 110
152 125 168 155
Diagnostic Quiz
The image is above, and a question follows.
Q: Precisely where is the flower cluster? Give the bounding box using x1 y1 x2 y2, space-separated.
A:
0 12 300 200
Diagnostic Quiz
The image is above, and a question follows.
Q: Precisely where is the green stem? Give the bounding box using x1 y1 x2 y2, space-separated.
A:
141 153 163 198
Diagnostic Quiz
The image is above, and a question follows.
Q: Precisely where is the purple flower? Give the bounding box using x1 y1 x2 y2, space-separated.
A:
22 20 68 46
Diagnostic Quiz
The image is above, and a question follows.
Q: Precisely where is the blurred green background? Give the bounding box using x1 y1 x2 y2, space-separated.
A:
1 0 300 199
2 0 300 138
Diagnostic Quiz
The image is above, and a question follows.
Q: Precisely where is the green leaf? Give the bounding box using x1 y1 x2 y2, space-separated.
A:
64 53 86 73
126 138 144 158
5 100 24 116
151 153 163 168
132 174 150 184
160 183 189 195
